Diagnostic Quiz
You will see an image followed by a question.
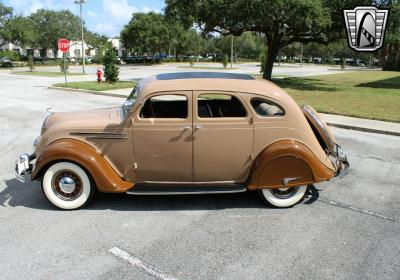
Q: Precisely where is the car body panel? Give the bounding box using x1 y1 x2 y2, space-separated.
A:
32 139 134 192
131 91 193 182
25 73 345 193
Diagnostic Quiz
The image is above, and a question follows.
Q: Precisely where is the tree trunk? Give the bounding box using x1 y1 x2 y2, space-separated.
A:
262 42 279 80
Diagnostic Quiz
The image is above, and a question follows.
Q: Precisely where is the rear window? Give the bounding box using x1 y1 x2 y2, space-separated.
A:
250 98 285 117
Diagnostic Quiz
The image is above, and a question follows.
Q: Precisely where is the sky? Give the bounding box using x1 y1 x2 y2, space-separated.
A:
3 0 165 37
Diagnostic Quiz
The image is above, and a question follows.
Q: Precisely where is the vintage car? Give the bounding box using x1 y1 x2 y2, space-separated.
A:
15 72 348 210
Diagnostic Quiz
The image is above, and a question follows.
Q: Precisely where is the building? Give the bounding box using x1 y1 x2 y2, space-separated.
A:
0 40 96 59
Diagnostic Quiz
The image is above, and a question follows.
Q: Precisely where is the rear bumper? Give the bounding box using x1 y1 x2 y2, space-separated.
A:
15 153 35 183
331 144 349 177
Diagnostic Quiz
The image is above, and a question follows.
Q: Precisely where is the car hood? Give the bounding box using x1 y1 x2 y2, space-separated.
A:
43 107 124 133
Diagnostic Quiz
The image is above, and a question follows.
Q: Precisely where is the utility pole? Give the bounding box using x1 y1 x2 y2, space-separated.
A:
230 35 233 68
74 0 86 74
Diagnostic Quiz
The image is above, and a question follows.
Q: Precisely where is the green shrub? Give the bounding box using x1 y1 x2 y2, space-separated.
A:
103 47 119 83
0 50 21 61
340 58 346 70
27 55 35 72
222 55 229 68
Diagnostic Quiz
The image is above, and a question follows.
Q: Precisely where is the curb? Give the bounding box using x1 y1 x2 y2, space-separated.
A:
48 86 128 98
325 122 400 137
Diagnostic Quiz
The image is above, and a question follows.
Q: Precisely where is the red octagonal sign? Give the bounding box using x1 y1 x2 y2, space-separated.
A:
58 38 70 53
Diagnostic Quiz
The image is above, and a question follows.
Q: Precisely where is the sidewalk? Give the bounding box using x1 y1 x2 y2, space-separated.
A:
320 113 400 136
48 85 400 137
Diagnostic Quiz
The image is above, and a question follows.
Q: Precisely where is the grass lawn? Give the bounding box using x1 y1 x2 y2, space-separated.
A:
273 71 400 123
53 81 136 91
14 71 86 77
177 65 238 70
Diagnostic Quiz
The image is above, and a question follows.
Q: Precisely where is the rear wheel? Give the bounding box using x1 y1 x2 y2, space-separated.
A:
259 186 307 208
42 162 95 210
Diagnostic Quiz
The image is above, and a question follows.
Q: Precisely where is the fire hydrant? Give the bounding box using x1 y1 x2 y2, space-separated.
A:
96 69 102 84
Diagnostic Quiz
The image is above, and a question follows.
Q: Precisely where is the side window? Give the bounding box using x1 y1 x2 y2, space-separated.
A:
140 95 188 119
198 94 247 118
250 98 285 117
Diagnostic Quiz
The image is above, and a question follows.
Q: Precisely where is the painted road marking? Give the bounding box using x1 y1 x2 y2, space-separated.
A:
109 247 178 280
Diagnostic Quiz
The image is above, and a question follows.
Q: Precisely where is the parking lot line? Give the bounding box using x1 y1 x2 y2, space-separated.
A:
109 247 178 280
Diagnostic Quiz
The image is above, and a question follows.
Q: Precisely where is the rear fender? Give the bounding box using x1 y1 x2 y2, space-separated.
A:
32 139 134 193
247 140 335 190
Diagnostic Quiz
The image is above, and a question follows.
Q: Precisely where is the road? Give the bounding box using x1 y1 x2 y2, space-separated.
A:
0 71 399 280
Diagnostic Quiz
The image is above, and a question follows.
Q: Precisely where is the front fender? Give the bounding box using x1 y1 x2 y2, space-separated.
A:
32 139 133 193
247 140 335 190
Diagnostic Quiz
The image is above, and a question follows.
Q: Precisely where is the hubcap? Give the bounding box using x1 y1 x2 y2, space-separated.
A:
52 170 83 201
271 187 299 199
59 177 76 194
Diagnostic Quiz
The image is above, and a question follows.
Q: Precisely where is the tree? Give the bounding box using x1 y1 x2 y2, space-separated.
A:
121 12 170 55
121 12 202 57
3 15 38 48
29 9 80 57
166 0 373 80
380 1 400 71
0 3 13 47
103 47 119 83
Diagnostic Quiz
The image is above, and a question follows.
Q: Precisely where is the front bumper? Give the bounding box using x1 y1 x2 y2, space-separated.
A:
331 144 349 177
15 153 35 183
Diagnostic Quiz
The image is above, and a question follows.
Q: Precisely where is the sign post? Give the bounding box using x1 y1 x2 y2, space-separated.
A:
58 38 70 83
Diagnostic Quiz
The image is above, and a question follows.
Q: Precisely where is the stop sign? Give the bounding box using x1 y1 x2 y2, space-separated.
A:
58 38 70 53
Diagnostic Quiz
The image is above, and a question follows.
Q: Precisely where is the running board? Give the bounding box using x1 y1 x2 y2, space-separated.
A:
126 183 246 195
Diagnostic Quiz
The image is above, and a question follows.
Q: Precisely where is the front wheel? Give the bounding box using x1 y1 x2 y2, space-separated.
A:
259 186 308 208
42 162 95 210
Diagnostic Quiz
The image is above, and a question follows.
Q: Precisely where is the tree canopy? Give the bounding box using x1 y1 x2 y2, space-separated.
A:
165 0 374 79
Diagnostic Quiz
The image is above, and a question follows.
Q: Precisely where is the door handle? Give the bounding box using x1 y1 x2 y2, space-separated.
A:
195 125 203 130
181 125 191 130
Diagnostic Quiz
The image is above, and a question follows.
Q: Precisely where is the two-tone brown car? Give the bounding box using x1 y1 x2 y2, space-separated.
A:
16 72 348 210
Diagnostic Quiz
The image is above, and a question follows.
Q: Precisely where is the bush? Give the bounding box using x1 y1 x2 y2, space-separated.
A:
222 55 229 68
0 50 21 61
103 47 119 83
340 58 346 70
59 57 69 73
27 55 35 72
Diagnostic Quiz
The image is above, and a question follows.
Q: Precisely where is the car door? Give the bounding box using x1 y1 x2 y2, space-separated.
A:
193 91 254 182
132 91 193 182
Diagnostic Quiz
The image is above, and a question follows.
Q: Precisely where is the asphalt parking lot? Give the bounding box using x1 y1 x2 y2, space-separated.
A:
0 70 399 280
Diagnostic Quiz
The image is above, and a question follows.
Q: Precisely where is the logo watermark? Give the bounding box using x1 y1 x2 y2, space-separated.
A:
343 6 389 52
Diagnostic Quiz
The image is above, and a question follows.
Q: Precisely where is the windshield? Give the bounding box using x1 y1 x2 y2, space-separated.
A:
126 85 139 102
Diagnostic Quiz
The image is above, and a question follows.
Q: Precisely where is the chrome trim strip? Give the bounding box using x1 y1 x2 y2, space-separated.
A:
70 132 127 139
282 177 302 186
140 180 239 185
126 189 246 195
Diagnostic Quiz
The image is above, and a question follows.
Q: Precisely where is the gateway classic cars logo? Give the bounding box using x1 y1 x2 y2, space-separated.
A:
343 6 389 52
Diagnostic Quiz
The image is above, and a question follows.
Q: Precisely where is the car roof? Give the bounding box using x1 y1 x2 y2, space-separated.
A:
137 72 292 104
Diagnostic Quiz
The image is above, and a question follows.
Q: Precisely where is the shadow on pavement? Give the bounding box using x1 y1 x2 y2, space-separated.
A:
2 178 319 211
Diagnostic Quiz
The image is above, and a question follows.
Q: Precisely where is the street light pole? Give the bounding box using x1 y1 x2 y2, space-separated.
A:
230 35 233 68
75 0 86 74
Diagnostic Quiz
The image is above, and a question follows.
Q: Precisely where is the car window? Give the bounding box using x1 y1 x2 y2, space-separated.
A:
250 98 285 117
197 94 247 118
140 94 188 118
